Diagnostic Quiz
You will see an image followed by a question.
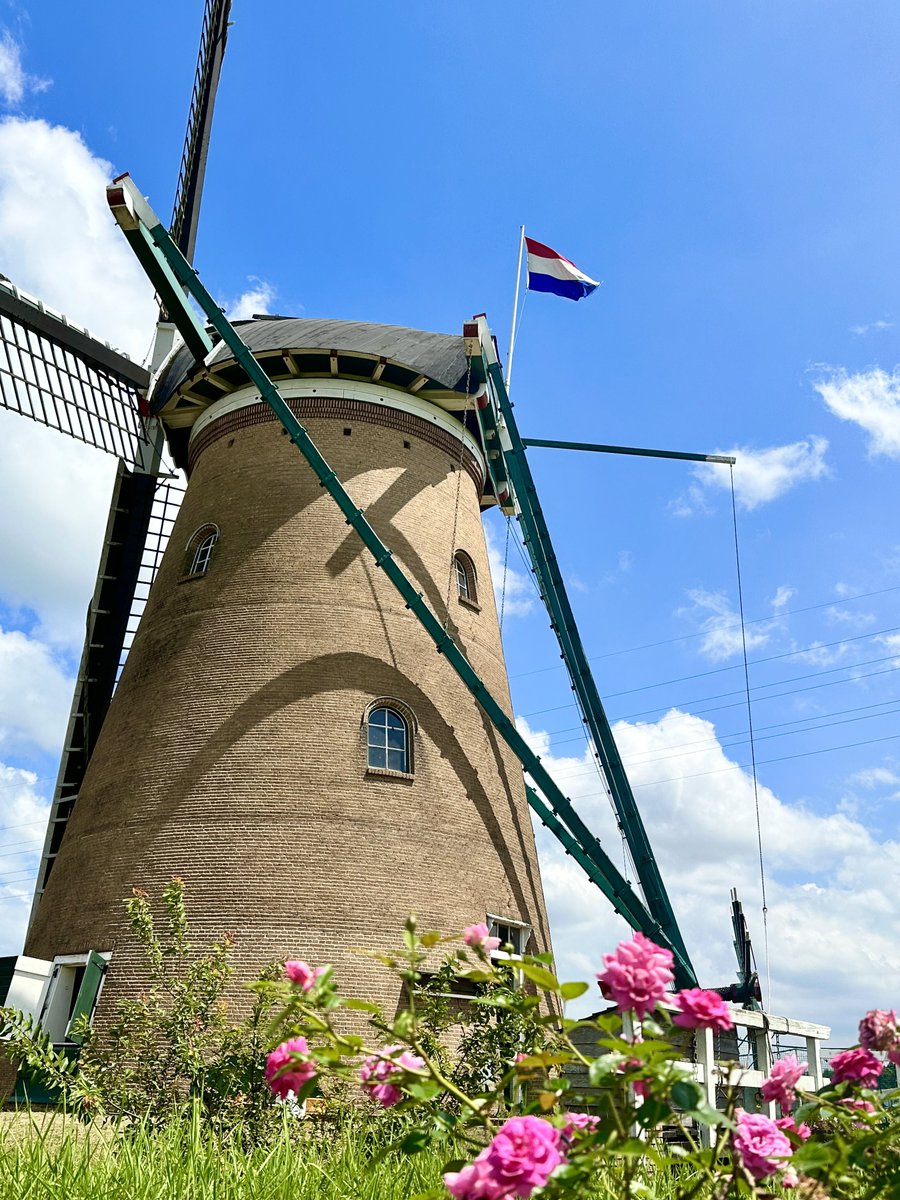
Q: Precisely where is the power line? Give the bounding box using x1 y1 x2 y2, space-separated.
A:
0 837 44 857
594 624 900 704
544 695 900 760
509 583 900 679
0 817 52 835
519 652 900 724
530 729 900 807
541 687 900 786
0 868 38 886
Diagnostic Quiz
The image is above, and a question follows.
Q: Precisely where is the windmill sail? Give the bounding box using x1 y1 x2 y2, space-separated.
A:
28 471 184 921
0 278 151 464
0 276 186 922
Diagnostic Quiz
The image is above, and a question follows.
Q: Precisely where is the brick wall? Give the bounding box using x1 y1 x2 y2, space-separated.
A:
26 384 553 1019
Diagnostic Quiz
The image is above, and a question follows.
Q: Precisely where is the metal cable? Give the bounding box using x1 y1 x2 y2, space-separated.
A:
729 465 772 1010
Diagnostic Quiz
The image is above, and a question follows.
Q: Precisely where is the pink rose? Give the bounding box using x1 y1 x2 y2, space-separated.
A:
782 1167 800 1189
830 1047 883 1088
760 1056 806 1112
284 960 325 992
561 1111 599 1142
597 932 674 1020
359 1044 425 1108
671 988 733 1031
842 1098 876 1115
890 1046 900 1068
464 922 502 953
732 1109 792 1181
617 1057 650 1098
444 1116 562 1199
859 1008 898 1053
776 1115 811 1141
264 1036 316 1099
444 1156 505 1200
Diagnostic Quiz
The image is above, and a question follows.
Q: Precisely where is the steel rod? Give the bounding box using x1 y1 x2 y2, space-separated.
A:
523 437 736 465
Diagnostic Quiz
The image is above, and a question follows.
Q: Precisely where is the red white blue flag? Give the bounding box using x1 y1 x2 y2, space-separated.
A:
525 237 600 302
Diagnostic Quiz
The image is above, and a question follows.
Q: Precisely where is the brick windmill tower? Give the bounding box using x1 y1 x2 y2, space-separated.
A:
23 314 555 1017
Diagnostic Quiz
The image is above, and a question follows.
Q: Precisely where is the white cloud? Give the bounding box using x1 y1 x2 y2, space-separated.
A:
0 116 156 358
0 413 117 650
485 518 534 618
787 640 850 669
0 31 49 108
680 588 771 662
674 438 829 514
849 767 900 790
0 115 155 649
770 585 795 612
815 367 900 459
0 762 50 956
0 626 72 754
227 277 276 321
824 605 875 629
850 320 892 336
877 632 900 666
522 709 900 1043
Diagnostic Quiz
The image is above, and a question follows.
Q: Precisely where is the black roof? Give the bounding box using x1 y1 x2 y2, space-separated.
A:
151 316 471 412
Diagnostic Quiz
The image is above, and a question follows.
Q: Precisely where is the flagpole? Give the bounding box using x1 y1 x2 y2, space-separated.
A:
504 225 526 390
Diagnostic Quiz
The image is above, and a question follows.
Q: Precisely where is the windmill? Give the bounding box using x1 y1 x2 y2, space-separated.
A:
0 1 768 1058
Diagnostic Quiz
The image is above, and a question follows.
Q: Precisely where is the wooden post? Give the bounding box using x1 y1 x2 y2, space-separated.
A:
805 1034 824 1089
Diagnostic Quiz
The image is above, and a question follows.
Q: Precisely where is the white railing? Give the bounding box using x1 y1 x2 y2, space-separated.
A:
678 1007 830 1144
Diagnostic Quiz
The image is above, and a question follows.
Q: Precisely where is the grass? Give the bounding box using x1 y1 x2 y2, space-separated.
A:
0 1109 453 1200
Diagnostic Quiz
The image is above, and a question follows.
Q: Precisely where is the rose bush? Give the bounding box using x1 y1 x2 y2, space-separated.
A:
257 919 900 1198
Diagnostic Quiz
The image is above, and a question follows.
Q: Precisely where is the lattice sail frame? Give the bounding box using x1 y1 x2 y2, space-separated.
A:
0 279 151 465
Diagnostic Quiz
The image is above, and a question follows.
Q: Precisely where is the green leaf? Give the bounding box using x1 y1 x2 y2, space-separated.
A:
635 1098 671 1127
588 1057 621 1085
613 1137 648 1157
516 962 560 992
459 969 493 984
560 981 590 1001
343 998 382 1014
791 1141 837 1171
671 1080 704 1111
420 931 442 948
400 1129 431 1154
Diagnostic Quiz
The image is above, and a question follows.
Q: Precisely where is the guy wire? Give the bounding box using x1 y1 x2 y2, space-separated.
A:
730 464 772 1010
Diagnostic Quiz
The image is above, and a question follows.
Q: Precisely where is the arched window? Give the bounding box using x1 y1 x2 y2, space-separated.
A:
184 523 219 577
365 702 414 774
454 551 478 605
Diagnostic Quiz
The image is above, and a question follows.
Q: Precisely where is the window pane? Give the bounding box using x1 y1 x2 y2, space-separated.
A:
387 726 405 749
386 710 404 730
368 745 387 769
387 748 407 772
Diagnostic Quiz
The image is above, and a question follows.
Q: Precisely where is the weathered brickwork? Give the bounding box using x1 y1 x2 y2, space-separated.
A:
26 383 553 1018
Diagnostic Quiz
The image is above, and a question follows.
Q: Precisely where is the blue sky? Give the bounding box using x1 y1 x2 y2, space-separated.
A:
0 1 898 1044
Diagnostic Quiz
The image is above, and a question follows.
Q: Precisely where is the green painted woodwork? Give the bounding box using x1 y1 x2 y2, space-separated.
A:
65 952 107 1044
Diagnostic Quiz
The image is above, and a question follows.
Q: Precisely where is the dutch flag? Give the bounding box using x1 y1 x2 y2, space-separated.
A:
525 237 600 302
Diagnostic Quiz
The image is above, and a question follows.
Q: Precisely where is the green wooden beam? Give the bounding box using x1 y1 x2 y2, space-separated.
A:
469 325 695 982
